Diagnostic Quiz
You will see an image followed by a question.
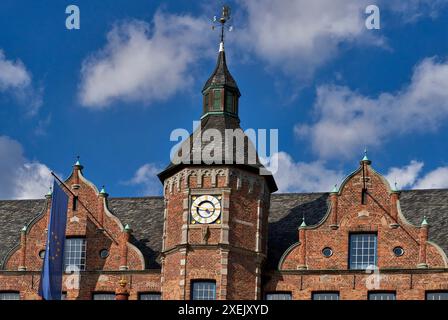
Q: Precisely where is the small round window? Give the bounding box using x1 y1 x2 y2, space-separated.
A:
39 250 46 259
99 249 109 259
322 247 333 257
393 247 404 257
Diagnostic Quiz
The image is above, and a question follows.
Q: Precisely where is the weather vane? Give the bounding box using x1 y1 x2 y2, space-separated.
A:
212 5 233 44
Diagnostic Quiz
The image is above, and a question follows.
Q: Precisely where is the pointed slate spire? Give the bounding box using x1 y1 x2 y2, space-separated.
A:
202 47 240 95
202 5 240 118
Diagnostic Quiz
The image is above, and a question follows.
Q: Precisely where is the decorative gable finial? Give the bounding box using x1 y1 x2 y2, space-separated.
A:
300 215 307 228
45 186 53 198
421 216 429 227
360 147 372 165
330 184 338 193
362 148 369 161
73 155 84 170
391 181 400 193
99 185 109 198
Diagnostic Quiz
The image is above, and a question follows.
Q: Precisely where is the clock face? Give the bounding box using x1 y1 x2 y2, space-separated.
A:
190 195 221 224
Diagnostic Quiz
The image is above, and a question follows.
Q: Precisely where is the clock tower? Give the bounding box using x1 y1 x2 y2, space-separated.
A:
158 6 277 300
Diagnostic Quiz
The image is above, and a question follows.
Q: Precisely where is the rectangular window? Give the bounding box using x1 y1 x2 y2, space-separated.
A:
368 292 396 300
64 238 86 271
349 233 377 270
92 292 115 300
204 92 210 112
312 292 339 300
191 281 216 300
225 91 234 113
0 292 20 300
212 90 221 111
265 292 292 300
139 293 161 300
426 292 448 300
92 293 115 300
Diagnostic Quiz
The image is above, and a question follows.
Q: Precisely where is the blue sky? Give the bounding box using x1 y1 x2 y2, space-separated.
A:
1 0 448 199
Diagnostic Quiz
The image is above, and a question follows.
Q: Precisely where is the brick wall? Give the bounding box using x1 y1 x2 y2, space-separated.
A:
0 165 150 299
267 161 448 299
161 166 271 300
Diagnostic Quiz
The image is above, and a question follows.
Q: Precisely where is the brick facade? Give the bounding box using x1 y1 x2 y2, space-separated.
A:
0 39 447 301
1 156 446 300
160 167 271 300
265 159 448 299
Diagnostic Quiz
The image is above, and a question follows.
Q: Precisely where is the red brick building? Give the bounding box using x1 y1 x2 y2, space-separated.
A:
0 39 447 301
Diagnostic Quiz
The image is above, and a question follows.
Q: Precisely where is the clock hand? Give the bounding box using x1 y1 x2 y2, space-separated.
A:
193 204 216 212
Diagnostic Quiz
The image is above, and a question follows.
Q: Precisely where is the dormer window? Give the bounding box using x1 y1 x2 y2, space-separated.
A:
212 89 222 111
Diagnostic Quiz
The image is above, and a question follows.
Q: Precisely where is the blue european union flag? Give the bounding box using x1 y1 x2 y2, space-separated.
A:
38 179 69 300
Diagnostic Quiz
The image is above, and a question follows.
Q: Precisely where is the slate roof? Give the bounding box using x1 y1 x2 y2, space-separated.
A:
157 114 278 192
1 189 447 270
202 50 240 95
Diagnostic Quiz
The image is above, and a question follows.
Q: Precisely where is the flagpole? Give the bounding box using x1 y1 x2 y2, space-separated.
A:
50 172 119 245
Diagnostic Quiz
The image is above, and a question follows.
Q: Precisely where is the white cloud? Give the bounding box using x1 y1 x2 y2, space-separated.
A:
0 50 42 115
266 152 344 193
386 160 448 190
270 154 448 193
125 163 163 195
237 0 383 77
414 167 448 189
0 50 31 89
385 160 424 189
79 12 212 109
236 0 448 77
386 0 447 22
0 136 52 199
296 57 448 159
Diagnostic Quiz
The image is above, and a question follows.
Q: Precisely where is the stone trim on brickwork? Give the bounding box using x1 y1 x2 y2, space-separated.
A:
427 241 448 268
0 198 50 270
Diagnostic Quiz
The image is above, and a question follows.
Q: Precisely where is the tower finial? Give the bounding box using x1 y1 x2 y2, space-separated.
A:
212 5 233 51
